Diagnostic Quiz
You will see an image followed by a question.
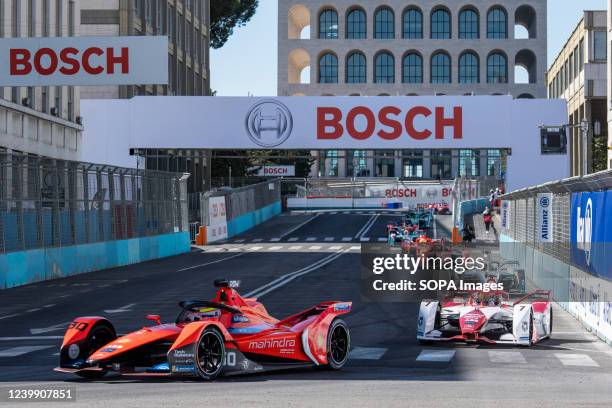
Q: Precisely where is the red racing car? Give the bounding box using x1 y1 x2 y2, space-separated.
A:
55 279 351 380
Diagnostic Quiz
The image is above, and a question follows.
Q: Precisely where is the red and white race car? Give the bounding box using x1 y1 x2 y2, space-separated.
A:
417 290 553 346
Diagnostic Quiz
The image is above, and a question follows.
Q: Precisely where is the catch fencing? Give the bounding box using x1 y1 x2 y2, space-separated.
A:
0 151 189 254
500 171 611 265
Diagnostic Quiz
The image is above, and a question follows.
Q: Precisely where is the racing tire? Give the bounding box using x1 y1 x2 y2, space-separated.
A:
521 310 535 348
76 324 116 379
325 319 350 370
548 308 553 338
195 327 225 381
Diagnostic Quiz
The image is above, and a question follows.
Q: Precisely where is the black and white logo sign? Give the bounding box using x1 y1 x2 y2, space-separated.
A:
245 100 293 147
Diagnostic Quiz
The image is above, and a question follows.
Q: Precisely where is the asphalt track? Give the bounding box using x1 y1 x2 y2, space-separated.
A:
0 211 611 407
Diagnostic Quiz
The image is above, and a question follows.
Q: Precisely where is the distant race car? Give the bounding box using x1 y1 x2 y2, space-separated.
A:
401 236 447 257
429 203 451 215
55 279 351 380
417 290 552 346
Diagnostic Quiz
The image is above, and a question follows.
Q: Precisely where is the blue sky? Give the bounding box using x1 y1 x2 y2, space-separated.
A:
210 0 608 96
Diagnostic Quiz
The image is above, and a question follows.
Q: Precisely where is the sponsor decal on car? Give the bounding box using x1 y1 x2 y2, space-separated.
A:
334 303 351 311
248 338 296 351
171 365 195 373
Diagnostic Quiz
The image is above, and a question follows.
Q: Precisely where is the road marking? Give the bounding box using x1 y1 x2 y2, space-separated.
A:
228 247 241 252
342 237 352 242
30 322 70 335
104 303 136 314
59 294 70 298
324 237 334 242
342 212 350 215
377 237 387 242
252 239 263 243
488 351 526 364
26 308 42 313
288 237 299 242
354 214 379 239
329 246 342 250
42 304 55 308
270 238 281 242
360 237 371 242
350 347 388 360
279 213 320 239
417 350 456 363
330 212 338 215
268 246 283 251
0 345 54 357
248 246 263 251
234 239 245 243
245 248 351 299
306 237 317 242
555 353 599 367
350 246 361 251
309 246 322 250
0 314 21 321
177 253 245 272
0 336 63 341
289 246 302 250
207 248 223 252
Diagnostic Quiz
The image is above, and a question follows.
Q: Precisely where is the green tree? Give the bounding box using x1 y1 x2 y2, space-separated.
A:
210 0 259 49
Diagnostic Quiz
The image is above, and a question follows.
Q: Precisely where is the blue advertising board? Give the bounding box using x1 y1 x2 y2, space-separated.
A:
570 190 612 280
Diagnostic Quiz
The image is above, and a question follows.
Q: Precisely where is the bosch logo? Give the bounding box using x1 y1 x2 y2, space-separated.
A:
540 196 550 208
425 187 438 199
245 100 293 147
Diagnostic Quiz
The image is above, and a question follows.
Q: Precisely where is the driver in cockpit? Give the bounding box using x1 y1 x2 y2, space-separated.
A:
182 307 221 322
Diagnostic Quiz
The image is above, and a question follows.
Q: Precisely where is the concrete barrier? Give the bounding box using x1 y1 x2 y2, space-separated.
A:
227 201 281 237
0 232 190 289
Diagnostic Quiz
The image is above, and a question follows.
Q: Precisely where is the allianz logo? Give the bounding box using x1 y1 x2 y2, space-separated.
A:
576 198 593 265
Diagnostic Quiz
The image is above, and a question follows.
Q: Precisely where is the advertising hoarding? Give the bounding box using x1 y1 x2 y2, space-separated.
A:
0 36 168 86
207 196 228 243
570 191 612 280
249 165 296 177
536 193 553 242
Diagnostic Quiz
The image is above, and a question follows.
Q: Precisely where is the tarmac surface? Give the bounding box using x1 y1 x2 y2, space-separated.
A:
0 211 611 407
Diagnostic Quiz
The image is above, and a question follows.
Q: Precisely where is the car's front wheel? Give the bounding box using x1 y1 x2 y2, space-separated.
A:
195 327 225 380
326 319 350 370
76 324 116 379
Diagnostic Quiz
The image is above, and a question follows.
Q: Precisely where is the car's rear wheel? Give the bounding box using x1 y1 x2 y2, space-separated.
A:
195 327 225 380
76 324 116 379
326 319 350 370
548 308 553 338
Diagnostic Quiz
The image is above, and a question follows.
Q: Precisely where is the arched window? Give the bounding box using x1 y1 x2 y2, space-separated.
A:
403 8 423 39
487 52 508 83
487 7 507 39
319 9 338 39
431 52 451 83
459 9 479 39
431 8 451 39
346 52 366 83
375 7 395 39
346 8 366 39
403 53 423 83
375 52 395 83
459 52 479 83
319 53 338 83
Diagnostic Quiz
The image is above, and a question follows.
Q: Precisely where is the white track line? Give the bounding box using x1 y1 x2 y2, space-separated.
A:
245 248 350 299
354 214 379 240
555 353 599 367
280 213 320 239
0 345 54 357
0 336 63 341
177 253 245 272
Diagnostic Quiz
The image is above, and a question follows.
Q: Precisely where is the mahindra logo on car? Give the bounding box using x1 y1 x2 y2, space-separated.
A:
248 338 296 350
317 106 463 141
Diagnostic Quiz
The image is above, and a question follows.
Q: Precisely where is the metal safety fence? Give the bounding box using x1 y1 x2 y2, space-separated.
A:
0 151 189 254
200 179 281 226
500 170 612 265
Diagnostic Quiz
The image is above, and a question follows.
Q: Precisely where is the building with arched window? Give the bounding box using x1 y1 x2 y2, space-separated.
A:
278 0 547 178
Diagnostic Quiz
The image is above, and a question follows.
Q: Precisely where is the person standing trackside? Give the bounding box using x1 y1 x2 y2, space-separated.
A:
483 206 493 234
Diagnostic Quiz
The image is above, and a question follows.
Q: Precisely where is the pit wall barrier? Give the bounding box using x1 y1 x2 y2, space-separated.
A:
457 198 488 231
0 232 190 289
500 234 612 345
198 201 282 245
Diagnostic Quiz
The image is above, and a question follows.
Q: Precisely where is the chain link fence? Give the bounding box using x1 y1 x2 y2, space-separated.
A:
0 151 189 254
500 170 612 265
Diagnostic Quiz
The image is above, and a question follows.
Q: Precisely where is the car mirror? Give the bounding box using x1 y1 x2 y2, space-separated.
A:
145 314 161 326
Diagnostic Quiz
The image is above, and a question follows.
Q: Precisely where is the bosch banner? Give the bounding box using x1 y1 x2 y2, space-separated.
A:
249 165 296 177
0 36 168 86
536 193 553 243
570 191 612 280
